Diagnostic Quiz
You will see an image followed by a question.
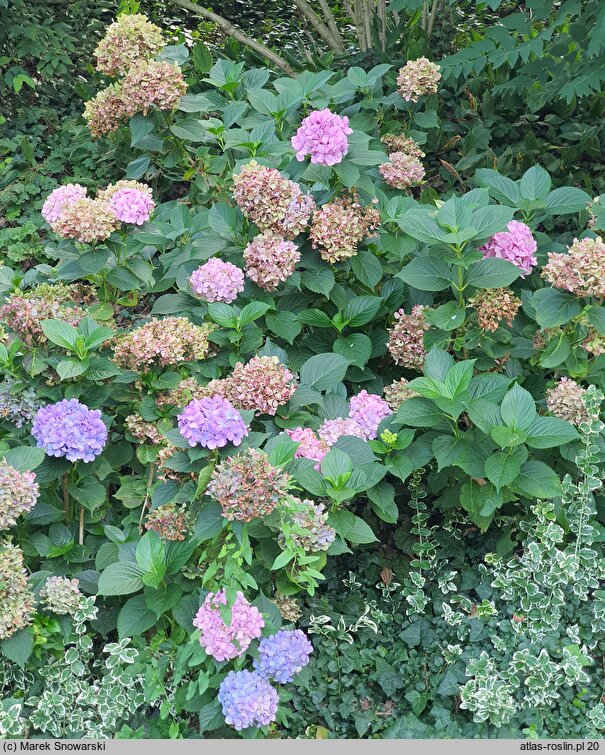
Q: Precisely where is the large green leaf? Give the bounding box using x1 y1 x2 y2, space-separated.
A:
466 258 520 289
397 257 452 291
299 353 350 391
97 562 145 596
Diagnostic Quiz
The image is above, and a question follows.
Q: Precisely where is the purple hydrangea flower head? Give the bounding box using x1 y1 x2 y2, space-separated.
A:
480 220 537 277
193 589 264 661
254 629 313 683
42 184 88 226
109 187 155 225
32 399 108 462
291 109 352 167
177 396 247 449
218 670 278 730
190 259 245 303
349 390 392 440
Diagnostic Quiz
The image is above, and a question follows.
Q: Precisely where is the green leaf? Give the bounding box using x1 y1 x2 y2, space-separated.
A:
207 303 238 328
396 397 446 427
265 312 302 343
588 306 605 336
532 288 582 328
299 353 349 391
539 334 571 368
466 258 520 289
484 453 520 490
40 320 78 350
97 562 145 596
367 482 398 523
343 296 383 327
193 502 226 540
238 301 270 326
397 257 452 291
351 250 383 288
0 627 33 666
510 460 561 499
334 333 372 367
474 169 520 206
117 594 158 639
56 358 89 381
525 416 579 448
400 211 447 243
424 348 454 381
425 302 465 330
500 384 536 430
543 187 591 215
346 515 378 544
301 268 335 295
470 205 515 239
2 447 45 472
320 448 352 482
171 119 207 141
271 550 294 570
490 425 528 448
519 165 552 201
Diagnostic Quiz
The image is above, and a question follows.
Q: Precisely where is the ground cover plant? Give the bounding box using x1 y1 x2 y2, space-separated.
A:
1 7 605 740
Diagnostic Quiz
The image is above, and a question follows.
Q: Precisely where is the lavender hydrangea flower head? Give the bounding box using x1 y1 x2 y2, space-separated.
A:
281 497 335 552
177 396 247 449
349 390 392 440
218 670 278 730
190 259 245 303
291 109 352 166
193 589 264 661
254 629 313 683
42 184 88 228
480 220 537 277
32 399 108 463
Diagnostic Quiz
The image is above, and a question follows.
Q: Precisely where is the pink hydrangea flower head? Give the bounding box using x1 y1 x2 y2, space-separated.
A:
309 196 380 263
286 427 329 470
387 305 429 370
480 220 537 277
379 152 425 189
83 83 129 139
224 356 298 416
190 259 245 304
42 184 88 227
122 61 187 116
107 187 154 225
397 57 441 102
318 417 367 446
243 233 300 290
542 236 605 299
291 109 352 166
349 390 392 440
177 396 247 450
93 13 165 76
232 161 315 238
192 589 264 661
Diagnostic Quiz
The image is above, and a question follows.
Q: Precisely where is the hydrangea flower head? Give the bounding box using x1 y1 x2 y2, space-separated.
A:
40 576 81 615
42 184 87 227
207 448 289 521
542 236 605 299
546 377 589 427
243 233 300 290
53 198 119 243
232 162 314 238
387 305 429 370
280 497 335 552
145 503 189 541
397 58 441 102
291 109 352 166
379 152 425 189
225 356 297 415
0 463 39 530
98 181 155 225
480 220 537 277
32 399 108 462
112 317 214 372
83 83 130 138
383 378 418 410
93 14 165 76
0 543 34 640
0 297 85 348
469 288 522 332
254 629 313 683
381 134 425 157
309 197 380 263
318 417 367 446
0 378 39 428
218 670 278 730
286 427 329 470
122 61 187 115
190 259 245 303
193 589 264 661
349 390 392 440
177 396 247 450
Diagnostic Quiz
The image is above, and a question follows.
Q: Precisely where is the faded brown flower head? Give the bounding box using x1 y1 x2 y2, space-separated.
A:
386 305 429 370
470 288 521 332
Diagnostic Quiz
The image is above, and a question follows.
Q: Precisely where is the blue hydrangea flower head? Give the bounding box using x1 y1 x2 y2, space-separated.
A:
32 398 107 462
218 670 278 730
253 629 313 683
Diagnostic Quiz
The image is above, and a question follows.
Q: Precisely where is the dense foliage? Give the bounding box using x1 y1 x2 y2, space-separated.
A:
2 5 605 740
